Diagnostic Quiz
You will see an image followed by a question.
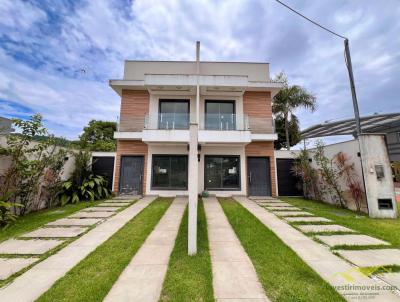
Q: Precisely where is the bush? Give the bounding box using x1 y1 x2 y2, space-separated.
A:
0 192 22 228
57 151 111 205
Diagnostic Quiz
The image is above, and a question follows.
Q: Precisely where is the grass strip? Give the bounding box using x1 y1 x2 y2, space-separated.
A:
219 198 344 302
0 200 108 243
281 197 400 247
37 197 172 302
160 199 214 302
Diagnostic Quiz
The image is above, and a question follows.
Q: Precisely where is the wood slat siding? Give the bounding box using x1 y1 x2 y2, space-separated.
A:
120 90 150 118
114 90 150 193
113 140 148 193
243 91 276 196
243 91 272 118
245 141 277 197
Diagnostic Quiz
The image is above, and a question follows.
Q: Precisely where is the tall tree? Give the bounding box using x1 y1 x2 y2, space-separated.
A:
79 120 116 151
274 115 301 150
273 73 316 150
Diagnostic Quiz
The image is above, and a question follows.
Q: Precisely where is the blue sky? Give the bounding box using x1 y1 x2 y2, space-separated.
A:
0 0 399 141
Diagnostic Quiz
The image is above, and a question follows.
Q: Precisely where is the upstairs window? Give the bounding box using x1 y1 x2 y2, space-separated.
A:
159 100 190 129
205 100 235 130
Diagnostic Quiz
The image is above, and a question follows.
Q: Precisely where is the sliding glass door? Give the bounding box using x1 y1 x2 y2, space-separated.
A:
205 101 235 130
159 100 189 129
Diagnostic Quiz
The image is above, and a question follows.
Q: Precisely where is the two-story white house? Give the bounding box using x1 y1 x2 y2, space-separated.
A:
110 58 283 198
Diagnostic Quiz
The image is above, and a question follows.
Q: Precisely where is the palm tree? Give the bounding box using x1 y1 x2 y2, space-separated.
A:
273 73 316 150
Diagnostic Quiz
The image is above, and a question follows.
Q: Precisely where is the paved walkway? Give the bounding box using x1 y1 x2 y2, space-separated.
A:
0 196 156 302
104 197 187 302
204 197 269 302
234 196 400 302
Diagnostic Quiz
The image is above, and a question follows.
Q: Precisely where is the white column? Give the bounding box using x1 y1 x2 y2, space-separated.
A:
188 41 200 255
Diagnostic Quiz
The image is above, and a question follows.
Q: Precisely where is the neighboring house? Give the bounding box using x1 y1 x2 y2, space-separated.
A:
0 117 14 135
110 60 283 197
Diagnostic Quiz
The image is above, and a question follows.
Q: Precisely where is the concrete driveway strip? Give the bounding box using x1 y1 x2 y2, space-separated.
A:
0 196 156 302
204 197 270 302
234 196 400 302
104 197 187 302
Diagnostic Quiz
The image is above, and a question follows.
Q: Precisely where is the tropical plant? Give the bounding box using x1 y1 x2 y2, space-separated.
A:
274 115 301 150
334 152 365 212
0 192 22 228
314 141 346 208
58 175 110 205
57 150 110 205
273 72 316 150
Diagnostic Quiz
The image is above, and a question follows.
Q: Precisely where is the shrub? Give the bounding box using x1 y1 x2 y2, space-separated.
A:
57 151 110 205
0 192 22 228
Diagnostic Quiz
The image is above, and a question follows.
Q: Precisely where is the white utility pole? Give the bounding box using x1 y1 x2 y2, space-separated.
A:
188 41 200 255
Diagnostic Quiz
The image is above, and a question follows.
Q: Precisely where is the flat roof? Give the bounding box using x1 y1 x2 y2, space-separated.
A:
301 112 400 139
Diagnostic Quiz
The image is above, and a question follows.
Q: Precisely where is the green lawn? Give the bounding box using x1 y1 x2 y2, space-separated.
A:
219 198 345 302
281 197 400 247
0 200 108 243
37 197 172 302
160 199 214 302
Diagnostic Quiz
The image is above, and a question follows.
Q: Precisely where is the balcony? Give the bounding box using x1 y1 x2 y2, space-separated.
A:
115 114 276 142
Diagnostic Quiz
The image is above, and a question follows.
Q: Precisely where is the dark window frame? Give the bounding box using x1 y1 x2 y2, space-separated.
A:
151 154 188 190
158 99 190 129
205 100 236 130
204 155 241 191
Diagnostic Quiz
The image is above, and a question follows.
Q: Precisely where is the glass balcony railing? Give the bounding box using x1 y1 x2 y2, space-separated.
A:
117 114 275 134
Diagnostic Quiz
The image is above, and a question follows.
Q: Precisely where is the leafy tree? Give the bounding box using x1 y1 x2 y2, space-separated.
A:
79 120 116 151
274 115 301 150
273 72 316 150
0 114 67 215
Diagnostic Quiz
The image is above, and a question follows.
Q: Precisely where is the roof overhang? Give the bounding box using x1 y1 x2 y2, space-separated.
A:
301 113 400 139
109 74 283 97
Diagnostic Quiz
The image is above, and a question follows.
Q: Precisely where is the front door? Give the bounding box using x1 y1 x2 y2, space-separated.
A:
119 156 144 195
247 157 271 196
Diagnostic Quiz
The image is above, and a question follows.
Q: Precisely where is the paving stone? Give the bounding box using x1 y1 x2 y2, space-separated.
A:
284 216 332 223
69 211 114 218
0 239 63 255
336 249 400 267
265 206 301 211
263 202 292 207
103 199 131 203
234 196 400 301
104 197 187 302
316 235 390 247
273 211 314 217
255 199 282 203
81 207 119 212
297 224 355 233
46 218 103 227
379 273 400 290
0 258 38 280
21 227 87 238
98 203 127 207
204 197 269 301
0 196 156 302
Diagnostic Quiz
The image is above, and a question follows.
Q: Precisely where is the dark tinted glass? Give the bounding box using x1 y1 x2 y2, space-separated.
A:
152 155 188 189
205 101 235 130
205 156 240 189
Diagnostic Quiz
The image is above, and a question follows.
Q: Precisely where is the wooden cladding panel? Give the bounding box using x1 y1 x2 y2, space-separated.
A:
120 90 150 118
243 91 272 118
113 140 148 193
245 141 277 197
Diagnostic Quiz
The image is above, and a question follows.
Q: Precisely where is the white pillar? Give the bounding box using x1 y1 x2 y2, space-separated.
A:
188 124 198 255
188 41 200 255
